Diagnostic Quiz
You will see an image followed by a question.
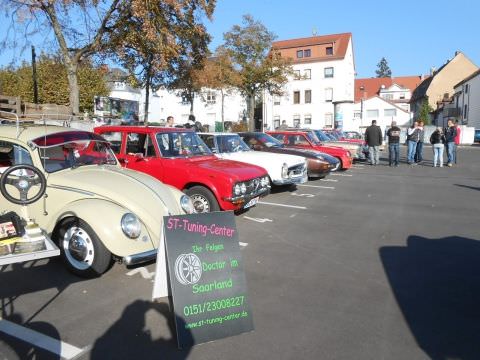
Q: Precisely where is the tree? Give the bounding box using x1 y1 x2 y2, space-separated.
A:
107 1 214 122
375 57 392 78
221 15 292 131
418 98 433 125
0 54 109 113
192 50 241 128
2 0 215 116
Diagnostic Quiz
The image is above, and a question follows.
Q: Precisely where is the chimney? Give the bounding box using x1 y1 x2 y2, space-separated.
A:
430 67 436 75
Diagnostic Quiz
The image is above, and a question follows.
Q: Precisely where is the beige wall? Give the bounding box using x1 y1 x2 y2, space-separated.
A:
427 53 478 108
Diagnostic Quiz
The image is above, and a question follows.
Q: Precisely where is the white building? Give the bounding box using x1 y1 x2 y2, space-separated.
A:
453 69 480 129
352 96 411 134
264 33 355 130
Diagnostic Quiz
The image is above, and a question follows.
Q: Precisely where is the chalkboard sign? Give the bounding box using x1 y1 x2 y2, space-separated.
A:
163 211 254 348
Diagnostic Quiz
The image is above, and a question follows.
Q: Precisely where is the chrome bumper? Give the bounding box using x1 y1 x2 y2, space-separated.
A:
272 173 308 185
123 249 157 266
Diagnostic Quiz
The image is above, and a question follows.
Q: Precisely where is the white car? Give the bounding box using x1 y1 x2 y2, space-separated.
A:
198 133 307 186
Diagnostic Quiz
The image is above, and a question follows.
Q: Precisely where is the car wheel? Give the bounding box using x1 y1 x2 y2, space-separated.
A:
54 217 113 278
332 158 342 171
185 186 220 213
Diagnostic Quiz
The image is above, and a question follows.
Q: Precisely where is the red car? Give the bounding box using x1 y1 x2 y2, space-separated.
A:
267 130 353 170
95 126 270 213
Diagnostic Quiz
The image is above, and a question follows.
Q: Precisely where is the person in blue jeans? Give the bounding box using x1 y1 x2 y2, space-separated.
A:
406 121 420 165
444 119 457 166
386 121 401 166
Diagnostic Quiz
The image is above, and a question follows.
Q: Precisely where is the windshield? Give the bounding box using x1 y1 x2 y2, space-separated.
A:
155 131 212 157
313 130 331 142
306 132 321 145
36 138 117 173
254 133 283 148
217 135 251 153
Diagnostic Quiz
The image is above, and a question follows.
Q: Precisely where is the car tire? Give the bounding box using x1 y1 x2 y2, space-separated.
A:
332 158 342 171
53 217 113 278
185 186 220 213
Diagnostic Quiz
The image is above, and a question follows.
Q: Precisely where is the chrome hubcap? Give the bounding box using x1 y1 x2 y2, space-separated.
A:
63 226 95 270
190 195 210 213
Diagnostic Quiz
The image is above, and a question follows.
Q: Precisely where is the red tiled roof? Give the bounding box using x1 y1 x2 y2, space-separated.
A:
355 76 425 102
272 33 352 62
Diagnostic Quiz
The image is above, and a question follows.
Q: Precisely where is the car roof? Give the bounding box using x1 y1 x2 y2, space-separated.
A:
268 130 310 134
0 124 78 142
96 125 194 133
197 132 240 136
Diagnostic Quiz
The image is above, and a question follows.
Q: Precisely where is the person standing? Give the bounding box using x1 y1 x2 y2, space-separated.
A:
454 120 461 164
386 121 401 166
444 120 457 167
429 127 446 167
364 120 383 165
406 121 420 165
414 120 425 163
165 115 175 127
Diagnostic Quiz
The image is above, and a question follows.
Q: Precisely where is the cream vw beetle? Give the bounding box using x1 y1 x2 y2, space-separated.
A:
0 124 194 277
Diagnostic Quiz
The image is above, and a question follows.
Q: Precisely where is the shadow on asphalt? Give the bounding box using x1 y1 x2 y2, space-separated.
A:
0 259 78 360
454 184 480 192
90 299 192 360
380 235 480 360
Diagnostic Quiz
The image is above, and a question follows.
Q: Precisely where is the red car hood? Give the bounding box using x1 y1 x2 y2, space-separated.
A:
184 156 267 181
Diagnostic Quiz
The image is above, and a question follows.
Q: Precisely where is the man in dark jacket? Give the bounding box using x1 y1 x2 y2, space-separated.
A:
365 120 383 165
386 121 401 166
444 119 457 166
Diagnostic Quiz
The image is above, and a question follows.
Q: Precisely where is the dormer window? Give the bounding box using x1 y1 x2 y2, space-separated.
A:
326 46 333 55
296 49 311 58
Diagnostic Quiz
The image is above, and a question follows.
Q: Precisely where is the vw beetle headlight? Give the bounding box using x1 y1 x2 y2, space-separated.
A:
281 163 288 178
121 213 141 239
180 194 194 214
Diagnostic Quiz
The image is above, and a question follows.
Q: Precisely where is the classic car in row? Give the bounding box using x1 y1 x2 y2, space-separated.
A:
0 124 195 277
311 129 366 160
267 130 353 171
94 126 271 213
238 132 338 178
197 132 308 185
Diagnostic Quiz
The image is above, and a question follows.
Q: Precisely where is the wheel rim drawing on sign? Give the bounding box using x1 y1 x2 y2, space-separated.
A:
175 253 202 285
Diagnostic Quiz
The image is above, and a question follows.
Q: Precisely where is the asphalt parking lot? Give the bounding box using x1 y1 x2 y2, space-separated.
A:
1 145 480 360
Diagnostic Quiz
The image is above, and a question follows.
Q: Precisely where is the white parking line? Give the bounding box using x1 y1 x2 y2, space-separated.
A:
126 267 155 280
298 184 335 190
320 178 338 182
243 216 273 223
239 242 249 247
330 173 353 177
353 164 365 167
258 201 307 210
0 318 88 359
291 192 315 198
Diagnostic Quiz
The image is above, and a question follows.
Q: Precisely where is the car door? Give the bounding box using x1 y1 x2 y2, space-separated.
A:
124 131 164 179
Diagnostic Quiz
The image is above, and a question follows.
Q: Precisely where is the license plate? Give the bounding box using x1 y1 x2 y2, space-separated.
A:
244 197 259 209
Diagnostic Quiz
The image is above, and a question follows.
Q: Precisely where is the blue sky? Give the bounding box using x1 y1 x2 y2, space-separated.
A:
1 0 479 78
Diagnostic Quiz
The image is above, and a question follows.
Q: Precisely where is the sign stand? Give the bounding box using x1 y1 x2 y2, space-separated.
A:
152 232 169 299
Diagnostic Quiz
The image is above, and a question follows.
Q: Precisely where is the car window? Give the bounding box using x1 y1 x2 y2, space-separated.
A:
269 134 285 142
156 132 212 157
101 131 123 154
200 135 216 151
0 141 33 170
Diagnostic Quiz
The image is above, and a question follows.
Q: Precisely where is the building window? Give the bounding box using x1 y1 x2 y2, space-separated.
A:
273 96 281 105
274 116 280 129
325 88 333 102
305 90 312 104
324 67 334 78
384 109 397 117
382 93 393 100
293 70 301 80
304 49 311 57
293 115 301 128
399 93 406 99
464 104 468 119
293 91 300 104
303 69 311 79
296 50 303 58
354 111 361 119
326 46 333 55
325 113 333 128
465 84 469 94
206 91 216 104
367 109 379 118
304 115 312 125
